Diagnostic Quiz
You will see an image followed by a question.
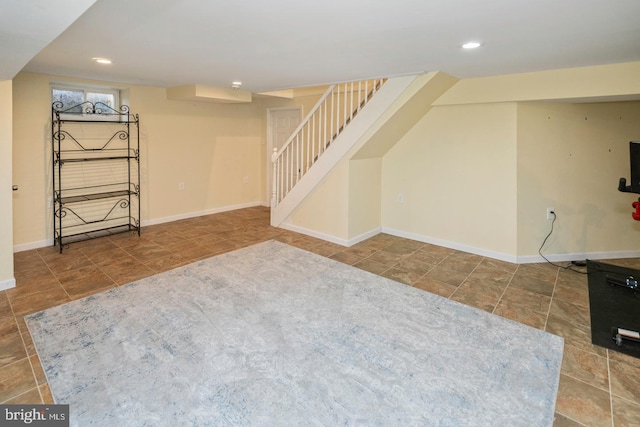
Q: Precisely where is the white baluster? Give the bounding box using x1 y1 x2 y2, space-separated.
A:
271 147 278 206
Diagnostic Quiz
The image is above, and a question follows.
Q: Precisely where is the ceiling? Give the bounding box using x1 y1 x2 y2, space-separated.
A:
4 0 640 93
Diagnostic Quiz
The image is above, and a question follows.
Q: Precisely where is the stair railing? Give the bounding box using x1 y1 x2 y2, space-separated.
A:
271 78 385 207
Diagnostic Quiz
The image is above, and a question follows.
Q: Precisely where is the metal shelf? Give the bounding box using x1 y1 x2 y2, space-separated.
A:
60 156 136 163
52 101 141 252
59 190 137 205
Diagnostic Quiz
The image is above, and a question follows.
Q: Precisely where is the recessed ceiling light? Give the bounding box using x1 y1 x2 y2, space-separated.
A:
231 81 242 89
92 57 112 64
461 41 481 49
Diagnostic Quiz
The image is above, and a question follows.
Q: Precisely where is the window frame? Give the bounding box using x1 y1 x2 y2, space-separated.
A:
51 83 122 121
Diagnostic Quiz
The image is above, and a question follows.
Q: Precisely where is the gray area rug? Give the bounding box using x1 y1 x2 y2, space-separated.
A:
26 240 563 426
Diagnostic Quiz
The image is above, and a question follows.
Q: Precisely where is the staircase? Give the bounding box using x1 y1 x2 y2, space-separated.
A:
270 76 420 226
270 79 385 205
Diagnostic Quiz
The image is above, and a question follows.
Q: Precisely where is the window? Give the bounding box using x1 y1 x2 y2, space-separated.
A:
52 84 121 119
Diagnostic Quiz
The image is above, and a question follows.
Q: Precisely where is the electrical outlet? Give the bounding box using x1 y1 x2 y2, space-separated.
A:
397 193 404 203
243 176 249 184
179 182 185 191
546 208 555 220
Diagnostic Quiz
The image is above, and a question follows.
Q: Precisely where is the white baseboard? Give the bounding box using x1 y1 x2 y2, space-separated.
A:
347 228 382 247
0 277 16 291
381 227 519 263
516 249 640 264
278 223 382 248
14 239 52 253
278 222 349 247
13 201 266 252
382 227 640 264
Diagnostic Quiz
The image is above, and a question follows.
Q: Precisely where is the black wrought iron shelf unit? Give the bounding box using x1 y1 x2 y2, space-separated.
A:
51 101 140 252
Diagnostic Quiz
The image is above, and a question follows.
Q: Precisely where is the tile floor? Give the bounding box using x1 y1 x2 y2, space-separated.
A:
1 206 639 426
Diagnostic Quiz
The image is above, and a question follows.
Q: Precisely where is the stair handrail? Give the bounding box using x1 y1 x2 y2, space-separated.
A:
271 79 385 207
274 84 336 160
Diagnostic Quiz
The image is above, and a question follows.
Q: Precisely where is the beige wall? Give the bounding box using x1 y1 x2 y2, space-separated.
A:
517 101 640 259
435 61 640 105
348 158 382 239
128 85 264 222
0 80 14 288
11 72 317 249
382 103 518 259
287 161 350 240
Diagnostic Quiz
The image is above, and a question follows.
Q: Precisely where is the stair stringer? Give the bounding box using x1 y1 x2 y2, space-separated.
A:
270 75 419 227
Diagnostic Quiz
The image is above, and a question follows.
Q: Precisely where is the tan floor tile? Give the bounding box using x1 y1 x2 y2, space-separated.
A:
545 315 607 357
412 277 458 298
103 261 156 286
612 396 640 426
85 247 135 267
392 256 434 276
7 274 62 300
340 243 380 258
162 239 199 253
449 287 496 313
186 233 228 248
144 253 188 273
553 281 590 308
561 345 609 391
608 350 640 403
0 293 11 322
306 243 343 258
13 265 58 284
366 250 406 267
458 278 506 301
416 243 453 259
556 269 588 287
0 318 28 367
380 268 423 286
549 299 591 327
555 374 612 427
8 288 71 317
77 238 119 257
493 300 547 330
55 266 116 300
15 317 36 357
402 250 447 267
510 272 555 297
3 387 42 404
380 242 420 256
516 263 559 283
553 413 585 426
29 354 46 385
124 242 173 263
466 264 514 284
437 252 483 274
353 259 389 276
13 252 47 273
109 236 155 249
329 251 364 266
177 244 218 261
500 286 552 313
272 232 300 244
0 358 37 403
39 383 54 404
478 257 518 274
425 266 468 287
43 252 95 274
204 240 239 256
